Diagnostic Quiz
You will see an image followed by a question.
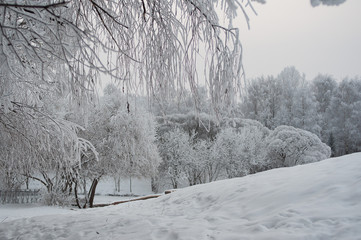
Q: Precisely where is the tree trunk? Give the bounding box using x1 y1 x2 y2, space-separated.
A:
88 178 99 208
80 178 86 195
117 177 121 192
74 181 82 209
25 177 29 190
171 178 178 189
151 177 158 193
129 176 132 193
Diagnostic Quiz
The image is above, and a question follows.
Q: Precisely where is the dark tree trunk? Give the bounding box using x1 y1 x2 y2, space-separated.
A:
74 181 82 209
25 177 29 190
88 178 99 208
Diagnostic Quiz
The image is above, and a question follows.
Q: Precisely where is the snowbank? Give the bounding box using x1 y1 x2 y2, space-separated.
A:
1 153 360 240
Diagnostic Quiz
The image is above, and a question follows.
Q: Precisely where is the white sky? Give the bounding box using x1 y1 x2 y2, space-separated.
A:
236 0 361 81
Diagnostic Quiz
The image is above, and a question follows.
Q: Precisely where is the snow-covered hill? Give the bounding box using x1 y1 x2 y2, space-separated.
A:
1 153 360 240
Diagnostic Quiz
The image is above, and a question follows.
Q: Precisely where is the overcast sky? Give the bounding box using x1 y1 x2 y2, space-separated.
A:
236 0 361 81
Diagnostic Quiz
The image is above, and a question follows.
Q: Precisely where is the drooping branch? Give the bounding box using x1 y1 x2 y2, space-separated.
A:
0 1 69 9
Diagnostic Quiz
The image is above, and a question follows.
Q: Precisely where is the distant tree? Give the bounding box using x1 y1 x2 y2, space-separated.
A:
275 66 302 126
242 76 281 129
197 139 221 182
157 111 219 142
327 78 361 156
212 128 247 178
237 125 269 173
158 128 194 189
243 67 321 138
217 118 270 174
351 101 361 153
152 87 212 116
184 139 208 186
292 79 320 135
311 74 337 142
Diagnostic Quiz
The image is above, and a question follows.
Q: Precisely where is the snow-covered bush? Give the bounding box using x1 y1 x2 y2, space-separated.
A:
187 140 210 185
157 128 195 189
219 118 270 173
211 120 270 178
211 128 248 178
265 126 331 168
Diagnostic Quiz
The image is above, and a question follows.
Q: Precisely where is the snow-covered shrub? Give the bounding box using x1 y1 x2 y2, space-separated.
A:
211 120 270 178
157 128 195 189
187 140 210 185
218 118 270 174
41 189 73 206
211 128 248 178
265 125 331 168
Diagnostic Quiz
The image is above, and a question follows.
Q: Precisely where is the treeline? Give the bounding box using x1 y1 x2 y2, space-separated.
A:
2 66 360 204
241 66 361 157
152 66 361 190
154 113 330 192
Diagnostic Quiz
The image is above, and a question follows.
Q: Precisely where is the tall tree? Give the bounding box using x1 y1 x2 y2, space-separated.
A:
311 74 337 142
76 85 161 207
275 66 302 126
292 79 320 135
327 78 361 156
242 76 281 129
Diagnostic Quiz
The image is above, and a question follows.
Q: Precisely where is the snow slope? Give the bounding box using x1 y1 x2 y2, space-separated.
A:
1 153 360 240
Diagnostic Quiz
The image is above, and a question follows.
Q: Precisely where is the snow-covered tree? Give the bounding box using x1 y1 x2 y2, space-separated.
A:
292 79 320 135
0 0 250 128
194 139 219 183
311 74 337 142
212 128 248 178
158 128 194 189
184 139 208 186
274 66 302 126
243 67 321 138
327 78 361 156
0 83 96 204
237 125 269 173
218 118 270 173
242 76 281 129
109 110 161 180
1 0 255 196
265 125 331 168
76 85 161 206
157 111 219 143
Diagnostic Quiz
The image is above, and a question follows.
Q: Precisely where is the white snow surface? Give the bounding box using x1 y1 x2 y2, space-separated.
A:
1 153 361 239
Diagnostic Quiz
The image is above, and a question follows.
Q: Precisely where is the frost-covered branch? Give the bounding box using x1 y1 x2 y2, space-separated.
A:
0 1 68 8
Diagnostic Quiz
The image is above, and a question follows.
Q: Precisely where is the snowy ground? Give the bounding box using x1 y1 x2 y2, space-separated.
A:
1 153 361 240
